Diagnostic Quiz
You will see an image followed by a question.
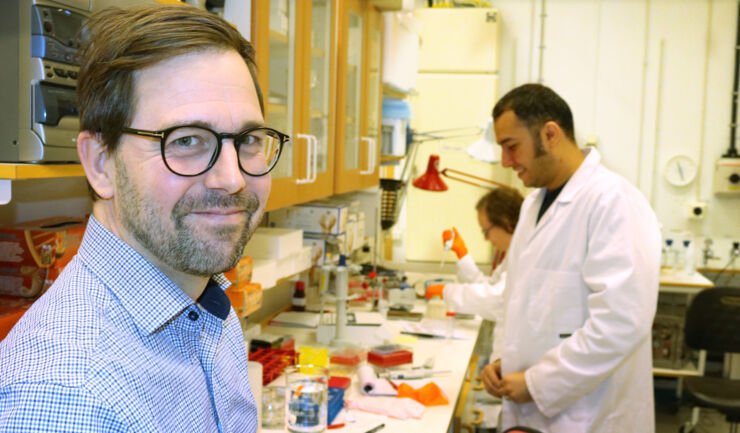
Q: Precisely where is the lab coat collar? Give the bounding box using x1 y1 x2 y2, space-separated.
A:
524 147 600 241
555 146 600 204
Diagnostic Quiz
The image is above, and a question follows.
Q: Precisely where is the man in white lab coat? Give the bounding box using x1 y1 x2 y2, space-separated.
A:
482 83 661 433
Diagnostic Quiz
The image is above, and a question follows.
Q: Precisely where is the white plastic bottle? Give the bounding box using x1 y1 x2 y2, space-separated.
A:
663 239 676 272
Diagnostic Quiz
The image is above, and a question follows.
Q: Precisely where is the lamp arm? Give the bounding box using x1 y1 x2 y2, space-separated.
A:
441 168 511 190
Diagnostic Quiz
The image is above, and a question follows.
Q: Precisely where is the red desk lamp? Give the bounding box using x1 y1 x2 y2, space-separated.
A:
412 154 511 191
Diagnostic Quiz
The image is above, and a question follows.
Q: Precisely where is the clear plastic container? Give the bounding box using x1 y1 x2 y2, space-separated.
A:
446 311 456 340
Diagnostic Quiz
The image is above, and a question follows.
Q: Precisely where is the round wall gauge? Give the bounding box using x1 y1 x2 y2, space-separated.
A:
664 154 698 187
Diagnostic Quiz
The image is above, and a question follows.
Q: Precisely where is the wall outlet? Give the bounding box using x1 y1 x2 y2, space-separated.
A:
687 201 707 220
713 158 740 195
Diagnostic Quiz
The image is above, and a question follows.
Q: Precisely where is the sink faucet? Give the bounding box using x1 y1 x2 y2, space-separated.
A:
730 242 740 261
702 239 721 267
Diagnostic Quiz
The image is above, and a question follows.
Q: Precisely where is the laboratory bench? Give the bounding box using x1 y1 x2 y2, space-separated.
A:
249 270 715 432
256 298 483 433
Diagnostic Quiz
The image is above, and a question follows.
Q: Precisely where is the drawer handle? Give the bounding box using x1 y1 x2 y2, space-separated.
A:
472 409 484 425
473 376 484 391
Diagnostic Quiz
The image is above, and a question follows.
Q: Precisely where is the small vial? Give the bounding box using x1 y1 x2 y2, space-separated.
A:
292 281 306 311
446 311 456 340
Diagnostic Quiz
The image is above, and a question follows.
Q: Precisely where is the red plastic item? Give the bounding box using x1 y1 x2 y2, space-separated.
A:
330 349 364 366
249 348 297 385
328 376 351 389
367 349 413 368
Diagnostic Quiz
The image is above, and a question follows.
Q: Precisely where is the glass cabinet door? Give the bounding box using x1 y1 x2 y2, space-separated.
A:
267 0 296 181
343 9 363 173
305 0 333 190
364 15 382 180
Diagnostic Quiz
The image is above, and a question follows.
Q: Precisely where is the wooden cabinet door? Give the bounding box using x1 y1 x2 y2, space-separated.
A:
334 0 367 194
253 0 300 210
359 2 383 190
295 0 336 202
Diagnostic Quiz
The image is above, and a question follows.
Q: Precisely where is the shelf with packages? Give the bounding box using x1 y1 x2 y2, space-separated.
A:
0 163 86 205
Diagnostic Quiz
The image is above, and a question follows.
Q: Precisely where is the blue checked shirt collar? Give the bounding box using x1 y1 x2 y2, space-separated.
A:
78 215 232 335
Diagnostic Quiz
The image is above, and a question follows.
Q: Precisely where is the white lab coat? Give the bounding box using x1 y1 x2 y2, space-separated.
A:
500 148 661 433
444 254 507 362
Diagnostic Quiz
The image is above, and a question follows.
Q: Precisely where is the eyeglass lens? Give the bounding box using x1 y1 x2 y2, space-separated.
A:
163 126 282 176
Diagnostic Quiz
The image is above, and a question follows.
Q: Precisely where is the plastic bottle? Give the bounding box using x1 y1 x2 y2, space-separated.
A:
445 311 456 340
675 242 686 273
426 296 446 320
292 281 306 311
663 239 676 271
683 239 696 275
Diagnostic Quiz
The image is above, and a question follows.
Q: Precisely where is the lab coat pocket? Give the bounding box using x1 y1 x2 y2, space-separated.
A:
546 270 586 341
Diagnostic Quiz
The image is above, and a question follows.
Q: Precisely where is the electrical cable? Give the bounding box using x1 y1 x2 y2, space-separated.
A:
711 255 738 285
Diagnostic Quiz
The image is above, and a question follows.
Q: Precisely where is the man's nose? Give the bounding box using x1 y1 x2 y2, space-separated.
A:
203 140 246 194
501 149 512 167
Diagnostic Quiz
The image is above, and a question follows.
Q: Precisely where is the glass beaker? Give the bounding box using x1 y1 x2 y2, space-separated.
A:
285 364 329 433
261 386 285 429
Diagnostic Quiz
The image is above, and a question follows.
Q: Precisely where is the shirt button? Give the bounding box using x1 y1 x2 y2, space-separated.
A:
188 310 200 321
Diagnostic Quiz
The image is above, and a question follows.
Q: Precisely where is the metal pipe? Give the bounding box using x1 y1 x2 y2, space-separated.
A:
696 0 714 198
649 39 666 208
537 0 547 83
727 0 740 158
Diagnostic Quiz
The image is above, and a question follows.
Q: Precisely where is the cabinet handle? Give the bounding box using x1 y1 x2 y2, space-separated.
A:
295 134 313 184
471 409 484 425
473 376 484 391
309 135 318 182
360 137 375 175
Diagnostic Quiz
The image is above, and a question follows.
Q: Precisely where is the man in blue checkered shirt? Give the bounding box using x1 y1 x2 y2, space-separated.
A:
0 5 289 432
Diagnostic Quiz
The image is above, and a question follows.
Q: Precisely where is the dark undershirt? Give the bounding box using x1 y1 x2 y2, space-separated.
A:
537 183 566 223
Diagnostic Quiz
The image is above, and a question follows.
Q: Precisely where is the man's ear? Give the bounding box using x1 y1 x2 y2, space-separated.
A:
541 121 560 151
77 131 115 200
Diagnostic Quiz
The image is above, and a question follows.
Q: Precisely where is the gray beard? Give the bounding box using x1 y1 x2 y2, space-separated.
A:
115 159 261 277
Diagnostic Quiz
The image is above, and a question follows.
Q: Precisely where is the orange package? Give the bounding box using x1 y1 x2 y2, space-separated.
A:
0 295 35 341
225 282 262 318
0 217 87 297
396 382 449 406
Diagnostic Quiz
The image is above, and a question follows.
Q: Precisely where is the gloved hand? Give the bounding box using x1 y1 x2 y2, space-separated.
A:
425 283 445 300
442 227 468 259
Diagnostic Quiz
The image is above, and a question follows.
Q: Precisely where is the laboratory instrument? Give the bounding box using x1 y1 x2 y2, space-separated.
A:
1 1 89 162
440 228 454 268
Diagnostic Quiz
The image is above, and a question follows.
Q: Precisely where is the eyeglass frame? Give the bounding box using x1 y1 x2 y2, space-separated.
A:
481 225 494 238
120 124 289 177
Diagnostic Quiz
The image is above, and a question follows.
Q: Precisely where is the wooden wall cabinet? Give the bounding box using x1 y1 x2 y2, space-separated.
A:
252 0 337 211
253 0 382 207
334 0 383 194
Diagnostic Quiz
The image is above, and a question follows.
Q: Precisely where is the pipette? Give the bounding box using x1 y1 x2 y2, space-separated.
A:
440 229 455 268
379 369 452 380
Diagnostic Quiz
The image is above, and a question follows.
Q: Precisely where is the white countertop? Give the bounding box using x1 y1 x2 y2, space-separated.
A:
258 302 482 433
